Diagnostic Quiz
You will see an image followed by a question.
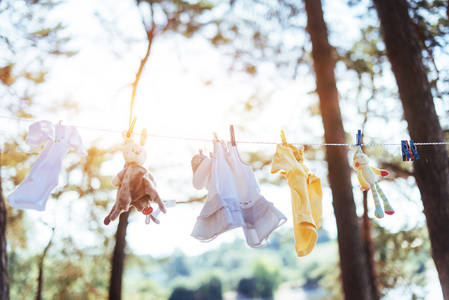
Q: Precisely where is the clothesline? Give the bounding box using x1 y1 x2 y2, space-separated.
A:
1 115 448 147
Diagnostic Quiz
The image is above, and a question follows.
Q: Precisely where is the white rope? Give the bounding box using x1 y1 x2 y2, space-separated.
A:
1 115 448 146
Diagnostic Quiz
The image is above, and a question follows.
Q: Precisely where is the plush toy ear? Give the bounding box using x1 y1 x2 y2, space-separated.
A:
140 128 148 146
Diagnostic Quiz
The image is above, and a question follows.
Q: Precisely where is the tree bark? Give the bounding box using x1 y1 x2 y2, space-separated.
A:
303 0 374 299
108 210 129 300
373 0 449 298
362 191 380 300
0 154 10 300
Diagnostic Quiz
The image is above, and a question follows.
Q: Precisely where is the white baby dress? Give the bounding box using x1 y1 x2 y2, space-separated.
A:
191 140 286 248
8 120 87 211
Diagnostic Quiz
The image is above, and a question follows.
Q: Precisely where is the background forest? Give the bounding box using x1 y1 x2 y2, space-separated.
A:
1 0 449 299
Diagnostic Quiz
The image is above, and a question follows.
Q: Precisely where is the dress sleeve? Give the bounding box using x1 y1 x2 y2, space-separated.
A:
26 120 55 146
69 126 88 156
192 157 212 190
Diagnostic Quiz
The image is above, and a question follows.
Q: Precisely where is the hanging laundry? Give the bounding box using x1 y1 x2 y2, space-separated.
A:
104 129 166 225
8 120 87 211
271 143 323 257
191 139 286 248
351 146 394 218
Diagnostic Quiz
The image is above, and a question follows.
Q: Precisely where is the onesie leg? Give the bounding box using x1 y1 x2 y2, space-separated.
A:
370 183 384 219
376 183 394 215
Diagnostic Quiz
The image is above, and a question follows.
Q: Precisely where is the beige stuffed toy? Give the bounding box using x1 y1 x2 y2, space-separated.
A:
352 146 394 218
104 129 166 225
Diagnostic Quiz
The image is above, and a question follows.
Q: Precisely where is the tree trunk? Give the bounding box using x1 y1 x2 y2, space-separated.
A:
108 210 130 300
303 0 374 299
0 155 10 300
107 6 155 299
362 191 380 300
373 1 449 298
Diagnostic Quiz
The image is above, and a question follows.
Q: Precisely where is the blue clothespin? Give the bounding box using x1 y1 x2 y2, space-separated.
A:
401 141 411 161
356 130 362 147
409 140 420 160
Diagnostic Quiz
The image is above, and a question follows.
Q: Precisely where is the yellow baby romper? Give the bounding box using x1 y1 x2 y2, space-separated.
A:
271 144 323 257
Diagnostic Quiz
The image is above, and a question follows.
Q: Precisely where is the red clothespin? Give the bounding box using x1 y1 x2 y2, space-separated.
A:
410 140 420 160
405 141 415 161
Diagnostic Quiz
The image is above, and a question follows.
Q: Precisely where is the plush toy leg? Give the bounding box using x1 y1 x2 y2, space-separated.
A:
375 182 394 215
151 191 166 214
150 214 160 224
104 200 130 225
370 183 384 219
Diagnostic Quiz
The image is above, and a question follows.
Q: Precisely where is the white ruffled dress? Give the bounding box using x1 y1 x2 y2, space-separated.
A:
191 141 286 248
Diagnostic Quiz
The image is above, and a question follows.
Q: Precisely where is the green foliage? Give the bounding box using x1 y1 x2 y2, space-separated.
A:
0 64 15 86
0 0 77 116
213 1 308 77
237 277 257 298
252 257 282 299
372 223 430 297
8 250 39 300
195 277 223 300
168 276 223 300
4 138 120 298
168 250 192 278
318 224 431 299
168 287 195 300
339 25 386 80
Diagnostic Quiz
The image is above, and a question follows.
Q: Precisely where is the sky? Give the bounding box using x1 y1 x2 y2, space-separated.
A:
1 0 432 260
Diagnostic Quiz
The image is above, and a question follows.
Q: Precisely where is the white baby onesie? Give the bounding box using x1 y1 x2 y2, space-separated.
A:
191 141 286 248
7 120 87 211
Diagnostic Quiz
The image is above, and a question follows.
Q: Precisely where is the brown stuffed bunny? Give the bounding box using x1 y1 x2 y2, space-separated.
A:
104 129 166 225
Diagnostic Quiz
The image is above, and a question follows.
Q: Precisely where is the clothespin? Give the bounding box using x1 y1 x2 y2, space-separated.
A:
401 140 420 161
405 140 415 160
356 129 362 147
401 140 413 161
409 140 420 159
213 132 219 142
230 125 236 146
280 130 288 146
126 116 137 139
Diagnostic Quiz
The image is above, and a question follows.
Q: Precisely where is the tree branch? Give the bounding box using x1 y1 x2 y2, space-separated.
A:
35 225 55 300
129 3 156 124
